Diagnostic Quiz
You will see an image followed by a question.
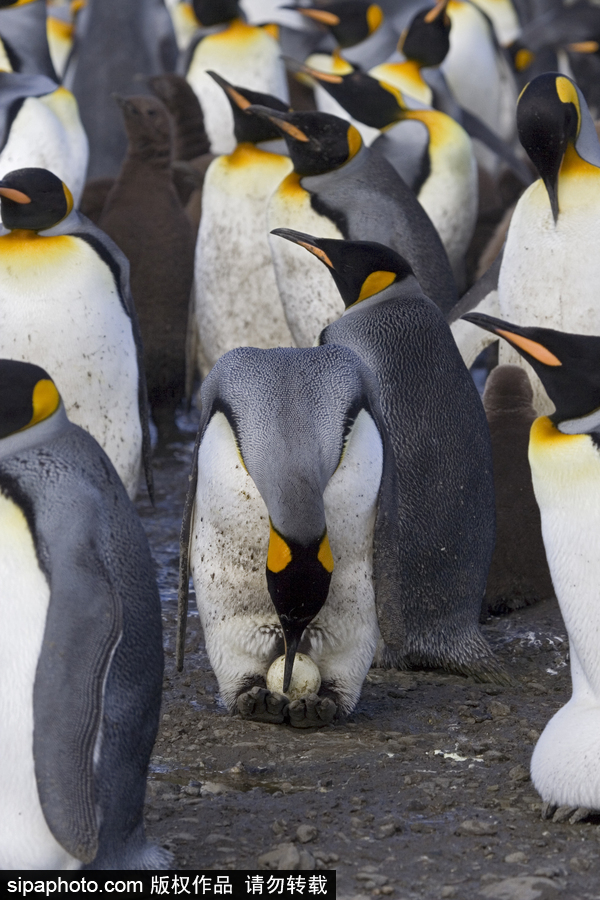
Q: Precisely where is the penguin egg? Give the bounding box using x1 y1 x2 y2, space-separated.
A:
266 653 321 700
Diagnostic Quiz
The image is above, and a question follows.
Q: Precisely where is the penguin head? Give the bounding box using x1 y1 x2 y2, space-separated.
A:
285 58 404 130
287 0 384 49
462 313 600 428
517 73 593 222
114 95 173 164
0 168 73 232
272 228 415 308
0 360 61 440
192 0 240 26
246 106 362 175
399 1 450 67
0 1 39 7
207 71 290 144
147 73 211 159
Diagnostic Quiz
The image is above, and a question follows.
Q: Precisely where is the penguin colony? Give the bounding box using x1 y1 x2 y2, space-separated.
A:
1 0 600 870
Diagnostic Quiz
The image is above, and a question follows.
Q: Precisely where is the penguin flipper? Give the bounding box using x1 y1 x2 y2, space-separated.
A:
177 424 202 670
32 489 123 865
0 72 59 152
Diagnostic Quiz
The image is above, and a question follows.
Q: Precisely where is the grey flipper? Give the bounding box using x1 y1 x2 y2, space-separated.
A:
177 423 201 671
41 210 154 502
0 72 57 152
0 415 164 867
0 0 57 80
370 118 430 193
447 251 503 369
447 249 503 325
303 146 458 314
372 414 403 652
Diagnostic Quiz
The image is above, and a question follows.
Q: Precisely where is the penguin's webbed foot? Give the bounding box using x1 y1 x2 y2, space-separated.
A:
237 686 288 723
286 693 336 729
541 802 592 824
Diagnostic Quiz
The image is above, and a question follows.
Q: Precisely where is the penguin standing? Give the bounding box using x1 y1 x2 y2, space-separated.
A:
193 74 294 376
99 95 195 441
273 230 501 679
0 167 152 500
0 0 88 204
182 0 289 154
249 105 457 346
451 73 600 414
482 365 553 614
0 360 167 869
292 61 478 281
462 314 600 818
178 343 401 726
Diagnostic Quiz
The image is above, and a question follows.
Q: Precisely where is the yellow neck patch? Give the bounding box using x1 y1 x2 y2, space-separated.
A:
267 523 292 573
530 414 584 449
347 124 363 160
20 379 60 432
357 270 396 302
317 533 335 573
514 47 535 72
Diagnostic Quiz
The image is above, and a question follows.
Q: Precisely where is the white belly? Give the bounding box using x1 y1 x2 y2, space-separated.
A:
0 234 142 498
499 179 600 414
267 176 345 347
0 491 81 870
190 408 382 713
528 420 600 807
186 22 289 155
194 147 294 374
0 89 88 207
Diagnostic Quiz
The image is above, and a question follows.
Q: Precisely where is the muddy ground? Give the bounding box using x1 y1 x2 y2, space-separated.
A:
136 427 599 900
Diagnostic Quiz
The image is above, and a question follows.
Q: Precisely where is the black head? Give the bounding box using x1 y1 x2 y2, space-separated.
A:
192 0 240 26
114 95 173 164
400 1 451 67
0 0 38 7
0 359 60 439
462 313 600 424
272 229 414 308
0 168 73 231
247 106 362 175
266 521 333 692
289 0 383 49
517 72 581 221
288 58 403 129
207 72 290 144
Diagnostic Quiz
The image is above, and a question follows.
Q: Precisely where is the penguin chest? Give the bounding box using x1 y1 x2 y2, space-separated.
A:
267 175 345 347
195 147 294 370
0 490 80 870
0 234 141 498
186 23 288 155
0 90 88 206
528 418 600 698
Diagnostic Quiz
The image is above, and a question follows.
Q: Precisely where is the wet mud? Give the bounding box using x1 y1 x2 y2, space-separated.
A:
136 432 599 899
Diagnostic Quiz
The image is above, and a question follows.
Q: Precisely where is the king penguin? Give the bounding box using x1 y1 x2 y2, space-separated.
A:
249 104 457 346
290 59 478 281
451 73 600 415
178 343 401 726
0 0 89 205
462 313 600 818
0 167 153 501
0 360 168 869
182 0 289 154
193 74 294 376
272 229 501 680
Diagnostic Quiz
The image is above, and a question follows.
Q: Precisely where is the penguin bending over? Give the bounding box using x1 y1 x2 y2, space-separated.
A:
0 0 88 204
0 360 167 869
452 73 600 415
0 167 153 500
178 343 401 726
193 74 294 376
273 230 501 679
99 95 195 442
462 313 600 817
250 105 457 346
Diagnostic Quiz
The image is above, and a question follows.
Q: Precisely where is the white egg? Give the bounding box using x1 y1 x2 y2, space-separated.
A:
266 653 321 700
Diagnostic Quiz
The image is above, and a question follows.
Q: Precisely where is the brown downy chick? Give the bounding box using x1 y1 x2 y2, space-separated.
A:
148 73 216 227
99 95 195 443
483 365 554 614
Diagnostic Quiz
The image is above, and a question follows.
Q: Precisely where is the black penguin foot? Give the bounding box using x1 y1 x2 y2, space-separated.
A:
286 693 336 729
237 686 287 723
541 803 592 824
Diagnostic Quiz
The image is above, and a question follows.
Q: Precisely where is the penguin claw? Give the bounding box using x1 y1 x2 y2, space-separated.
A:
237 686 287 723
550 805 589 824
541 801 557 820
286 693 337 729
